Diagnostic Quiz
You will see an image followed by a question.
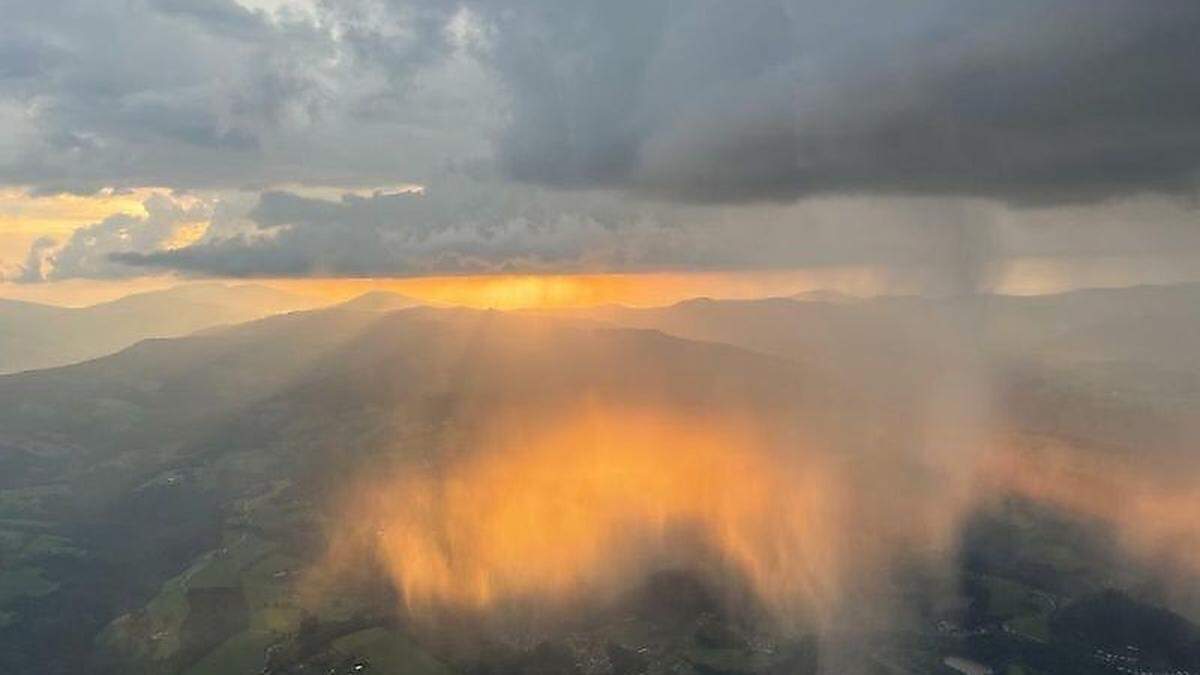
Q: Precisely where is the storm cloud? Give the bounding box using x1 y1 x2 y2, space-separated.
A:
4 0 1200 281
30 184 1186 284
474 0 1200 202
110 182 697 277
0 0 493 193
3 0 1199 202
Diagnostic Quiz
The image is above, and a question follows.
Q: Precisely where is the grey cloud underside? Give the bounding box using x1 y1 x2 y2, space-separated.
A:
0 0 491 193
479 0 1200 202
2 0 1199 202
95 187 1200 282
109 184 699 277
8 0 1200 281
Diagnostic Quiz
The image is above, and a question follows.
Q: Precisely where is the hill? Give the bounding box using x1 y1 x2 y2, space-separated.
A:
1 287 1198 675
0 283 315 374
0 305 841 674
335 290 425 312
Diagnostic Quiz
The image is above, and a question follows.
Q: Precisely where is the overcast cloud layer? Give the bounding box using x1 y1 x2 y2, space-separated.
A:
3 0 1199 280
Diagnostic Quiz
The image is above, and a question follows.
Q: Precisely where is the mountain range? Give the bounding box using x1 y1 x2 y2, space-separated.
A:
0 284 315 374
0 284 1198 674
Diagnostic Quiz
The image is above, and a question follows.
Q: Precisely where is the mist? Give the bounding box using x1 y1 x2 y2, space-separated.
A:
291 270 1200 673
3 1 1200 673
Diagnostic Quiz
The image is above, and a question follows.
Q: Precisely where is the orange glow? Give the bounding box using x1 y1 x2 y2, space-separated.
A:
0 269 877 313
0 276 185 306
266 269 881 310
160 219 209 250
315 409 1200 627
0 186 153 236
981 440 1200 576
319 404 857 622
0 187 160 267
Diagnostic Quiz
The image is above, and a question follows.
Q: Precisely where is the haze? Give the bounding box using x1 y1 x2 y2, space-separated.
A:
1 2 1199 674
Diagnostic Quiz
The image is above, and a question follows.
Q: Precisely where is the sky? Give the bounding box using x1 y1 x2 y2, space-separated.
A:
2 0 1199 304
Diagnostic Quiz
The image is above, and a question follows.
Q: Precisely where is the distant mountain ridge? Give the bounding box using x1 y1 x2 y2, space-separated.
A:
334 290 425 312
0 284 1198 674
0 283 315 374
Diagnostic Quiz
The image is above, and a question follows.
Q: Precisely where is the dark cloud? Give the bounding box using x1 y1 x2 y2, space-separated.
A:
474 0 1200 203
5 0 1200 283
110 182 695 277
0 0 490 192
3 0 1198 204
54 186 1193 284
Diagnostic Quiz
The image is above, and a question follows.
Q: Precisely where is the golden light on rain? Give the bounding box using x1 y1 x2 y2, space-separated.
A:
311 401 981 632
308 393 1200 634
314 406 845 619
981 439 1200 578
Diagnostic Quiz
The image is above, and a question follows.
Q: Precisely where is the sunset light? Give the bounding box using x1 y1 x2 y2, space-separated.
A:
3 2 1198 673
